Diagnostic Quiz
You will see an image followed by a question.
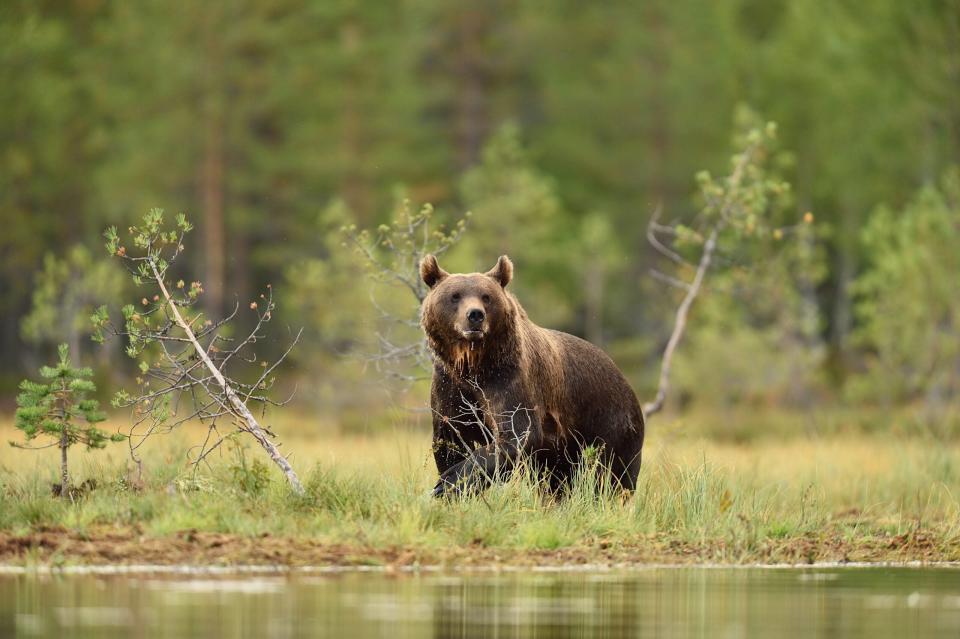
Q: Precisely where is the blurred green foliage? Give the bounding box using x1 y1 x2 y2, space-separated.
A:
21 245 126 359
458 124 579 325
852 169 960 412
1 0 958 417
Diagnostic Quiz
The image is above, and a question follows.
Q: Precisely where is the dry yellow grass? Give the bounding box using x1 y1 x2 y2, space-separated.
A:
0 411 945 488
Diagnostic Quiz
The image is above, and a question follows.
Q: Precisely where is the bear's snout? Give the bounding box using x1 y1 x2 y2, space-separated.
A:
457 302 487 340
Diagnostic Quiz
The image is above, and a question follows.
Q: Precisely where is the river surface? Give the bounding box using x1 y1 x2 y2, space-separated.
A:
2 566 960 638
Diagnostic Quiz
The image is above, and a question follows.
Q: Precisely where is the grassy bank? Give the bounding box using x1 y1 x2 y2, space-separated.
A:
1 411 959 567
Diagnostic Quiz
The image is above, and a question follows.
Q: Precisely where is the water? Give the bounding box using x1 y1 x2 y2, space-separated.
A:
2 566 960 638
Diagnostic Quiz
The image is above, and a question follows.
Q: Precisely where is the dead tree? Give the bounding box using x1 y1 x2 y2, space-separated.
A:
93 209 304 493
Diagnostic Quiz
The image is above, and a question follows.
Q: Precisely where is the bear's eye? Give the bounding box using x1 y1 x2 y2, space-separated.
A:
450 292 461 303
481 294 491 304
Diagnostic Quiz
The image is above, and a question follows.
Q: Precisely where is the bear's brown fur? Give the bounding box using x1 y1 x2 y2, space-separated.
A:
420 254 644 496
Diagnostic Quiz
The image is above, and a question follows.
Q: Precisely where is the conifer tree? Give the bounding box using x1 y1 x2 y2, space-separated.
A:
12 344 120 496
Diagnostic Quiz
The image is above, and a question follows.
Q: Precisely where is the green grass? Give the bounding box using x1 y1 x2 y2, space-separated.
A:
2 410 960 565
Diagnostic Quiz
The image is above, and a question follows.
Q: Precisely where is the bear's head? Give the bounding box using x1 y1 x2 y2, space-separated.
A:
419 254 515 372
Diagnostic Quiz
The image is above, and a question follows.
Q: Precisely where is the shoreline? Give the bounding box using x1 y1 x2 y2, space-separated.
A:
3 527 959 573
3 560 960 577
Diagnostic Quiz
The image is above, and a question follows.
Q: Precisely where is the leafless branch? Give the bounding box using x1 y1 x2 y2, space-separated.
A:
646 204 692 268
343 201 470 385
648 268 693 292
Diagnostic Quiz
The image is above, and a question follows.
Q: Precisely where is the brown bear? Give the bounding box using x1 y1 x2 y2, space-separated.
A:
420 254 644 497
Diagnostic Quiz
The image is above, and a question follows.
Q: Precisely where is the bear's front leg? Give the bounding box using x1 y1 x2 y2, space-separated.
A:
430 371 493 476
431 397 539 497
431 440 519 497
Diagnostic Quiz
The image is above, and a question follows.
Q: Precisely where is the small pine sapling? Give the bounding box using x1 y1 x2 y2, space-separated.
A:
12 344 121 497
93 209 305 494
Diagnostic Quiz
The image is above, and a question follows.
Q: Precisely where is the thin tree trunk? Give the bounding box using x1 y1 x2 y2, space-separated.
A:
830 235 855 375
60 429 69 499
57 385 70 498
454 7 488 169
643 226 719 417
584 258 604 345
202 113 226 320
339 20 371 222
643 145 753 417
150 262 305 494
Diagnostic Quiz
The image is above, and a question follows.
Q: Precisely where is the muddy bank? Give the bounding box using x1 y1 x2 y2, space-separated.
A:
2 527 958 569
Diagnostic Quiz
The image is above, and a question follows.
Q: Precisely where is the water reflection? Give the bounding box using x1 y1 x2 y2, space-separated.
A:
1 567 959 638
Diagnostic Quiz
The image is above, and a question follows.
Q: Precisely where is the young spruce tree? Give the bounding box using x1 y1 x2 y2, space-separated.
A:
12 344 121 497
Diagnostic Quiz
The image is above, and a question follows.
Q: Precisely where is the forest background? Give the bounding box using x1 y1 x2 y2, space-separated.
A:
2 0 959 440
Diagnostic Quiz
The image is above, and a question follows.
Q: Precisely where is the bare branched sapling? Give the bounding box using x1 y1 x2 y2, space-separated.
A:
644 116 810 417
341 200 470 381
93 209 305 493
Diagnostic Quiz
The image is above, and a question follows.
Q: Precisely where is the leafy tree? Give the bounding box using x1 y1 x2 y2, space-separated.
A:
290 2 448 223
96 0 331 320
458 124 580 328
12 344 121 497
284 195 472 425
519 0 742 338
644 107 819 414
96 0 438 324
673 225 825 408
852 168 960 409
734 0 958 366
413 0 531 172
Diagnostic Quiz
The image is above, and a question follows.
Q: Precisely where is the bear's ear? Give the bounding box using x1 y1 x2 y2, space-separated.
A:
420 254 449 289
485 255 513 288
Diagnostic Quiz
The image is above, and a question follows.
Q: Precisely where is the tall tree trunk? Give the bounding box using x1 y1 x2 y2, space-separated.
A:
201 11 226 320
201 112 226 320
644 0 670 206
453 7 488 169
584 258 605 345
339 20 370 222
830 229 855 376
